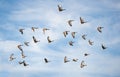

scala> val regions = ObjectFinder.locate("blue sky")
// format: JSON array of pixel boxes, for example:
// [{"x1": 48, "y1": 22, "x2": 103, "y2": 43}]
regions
[{"x1": 0, "y1": 0, "x2": 120, "y2": 77}]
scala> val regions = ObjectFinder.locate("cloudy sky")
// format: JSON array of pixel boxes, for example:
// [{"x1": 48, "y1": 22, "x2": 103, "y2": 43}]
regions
[{"x1": 0, "y1": 0, "x2": 120, "y2": 77}]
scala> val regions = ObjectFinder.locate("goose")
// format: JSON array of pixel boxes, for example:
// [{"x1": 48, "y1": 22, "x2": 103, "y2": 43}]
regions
[
  {"x1": 80, "y1": 60, "x2": 87, "y2": 68},
  {"x1": 32, "y1": 36, "x2": 40, "y2": 43},
  {"x1": 82, "y1": 34, "x2": 87, "y2": 40},
  {"x1": 43, "y1": 28, "x2": 49, "y2": 34},
  {"x1": 31, "y1": 27, "x2": 38, "y2": 32},
  {"x1": 88, "y1": 40, "x2": 94, "y2": 45},
  {"x1": 9, "y1": 53, "x2": 16, "y2": 61},
  {"x1": 97, "y1": 26, "x2": 104, "y2": 33},
  {"x1": 63, "y1": 31, "x2": 70, "y2": 37},
  {"x1": 80, "y1": 17, "x2": 87, "y2": 24},
  {"x1": 72, "y1": 58, "x2": 78, "y2": 62},
  {"x1": 101, "y1": 44, "x2": 107, "y2": 50},
  {"x1": 47, "y1": 36, "x2": 54, "y2": 43},
  {"x1": 68, "y1": 20, "x2": 74, "y2": 27},
  {"x1": 24, "y1": 42, "x2": 29, "y2": 46},
  {"x1": 58, "y1": 5, "x2": 65, "y2": 12},
  {"x1": 44, "y1": 58, "x2": 50, "y2": 63},
  {"x1": 69, "y1": 41, "x2": 74, "y2": 46},
  {"x1": 19, "y1": 29, "x2": 24, "y2": 34},
  {"x1": 17, "y1": 44, "x2": 23, "y2": 52},
  {"x1": 64, "y1": 56, "x2": 70, "y2": 63},
  {"x1": 71, "y1": 32, "x2": 77, "y2": 38}
]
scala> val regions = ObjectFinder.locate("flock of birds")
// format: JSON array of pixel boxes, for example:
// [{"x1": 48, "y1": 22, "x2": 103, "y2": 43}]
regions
[{"x1": 9, "y1": 4, "x2": 107, "y2": 68}]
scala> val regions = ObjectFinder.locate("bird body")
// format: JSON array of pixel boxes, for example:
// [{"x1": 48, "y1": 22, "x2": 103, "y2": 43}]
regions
[
  {"x1": 69, "y1": 41, "x2": 74, "y2": 46},
  {"x1": 31, "y1": 27, "x2": 38, "y2": 32},
  {"x1": 80, "y1": 17, "x2": 87, "y2": 24},
  {"x1": 64, "y1": 56, "x2": 70, "y2": 63},
  {"x1": 24, "y1": 42, "x2": 29, "y2": 46},
  {"x1": 68, "y1": 20, "x2": 74, "y2": 26},
  {"x1": 80, "y1": 60, "x2": 87, "y2": 68},
  {"x1": 73, "y1": 58, "x2": 78, "y2": 62},
  {"x1": 47, "y1": 36, "x2": 54, "y2": 43},
  {"x1": 58, "y1": 5, "x2": 65, "y2": 12},
  {"x1": 71, "y1": 32, "x2": 77, "y2": 38},
  {"x1": 19, "y1": 29, "x2": 24, "y2": 34},
  {"x1": 82, "y1": 34, "x2": 87, "y2": 40},
  {"x1": 17, "y1": 45, "x2": 23, "y2": 52},
  {"x1": 84, "y1": 53, "x2": 90, "y2": 56},
  {"x1": 44, "y1": 58, "x2": 50, "y2": 63},
  {"x1": 97, "y1": 26, "x2": 104, "y2": 33},
  {"x1": 101, "y1": 44, "x2": 107, "y2": 50},
  {"x1": 9, "y1": 53, "x2": 16, "y2": 61},
  {"x1": 32, "y1": 36, "x2": 40, "y2": 43},
  {"x1": 63, "y1": 31, "x2": 70, "y2": 37},
  {"x1": 88, "y1": 40, "x2": 94, "y2": 45},
  {"x1": 43, "y1": 28, "x2": 49, "y2": 34}
]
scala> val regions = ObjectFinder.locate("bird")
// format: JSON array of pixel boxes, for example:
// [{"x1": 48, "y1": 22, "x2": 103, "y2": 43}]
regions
[
  {"x1": 72, "y1": 58, "x2": 78, "y2": 62},
  {"x1": 80, "y1": 17, "x2": 87, "y2": 24},
  {"x1": 68, "y1": 20, "x2": 74, "y2": 27},
  {"x1": 23, "y1": 60, "x2": 29, "y2": 66},
  {"x1": 31, "y1": 27, "x2": 38, "y2": 32},
  {"x1": 9, "y1": 53, "x2": 16, "y2": 61},
  {"x1": 21, "y1": 52, "x2": 27, "y2": 58},
  {"x1": 64, "y1": 56, "x2": 70, "y2": 63},
  {"x1": 44, "y1": 58, "x2": 50, "y2": 63},
  {"x1": 24, "y1": 42, "x2": 29, "y2": 46},
  {"x1": 71, "y1": 32, "x2": 77, "y2": 38},
  {"x1": 43, "y1": 28, "x2": 49, "y2": 34},
  {"x1": 101, "y1": 44, "x2": 107, "y2": 50},
  {"x1": 97, "y1": 26, "x2": 104, "y2": 33},
  {"x1": 69, "y1": 41, "x2": 74, "y2": 46},
  {"x1": 57, "y1": 4, "x2": 65, "y2": 12},
  {"x1": 80, "y1": 60, "x2": 87, "y2": 68},
  {"x1": 47, "y1": 36, "x2": 54, "y2": 43},
  {"x1": 19, "y1": 29, "x2": 24, "y2": 34},
  {"x1": 82, "y1": 34, "x2": 87, "y2": 40},
  {"x1": 63, "y1": 31, "x2": 70, "y2": 37},
  {"x1": 17, "y1": 44, "x2": 23, "y2": 52},
  {"x1": 84, "y1": 53, "x2": 90, "y2": 56},
  {"x1": 88, "y1": 40, "x2": 94, "y2": 45},
  {"x1": 32, "y1": 36, "x2": 40, "y2": 43},
  {"x1": 19, "y1": 61, "x2": 24, "y2": 64}
]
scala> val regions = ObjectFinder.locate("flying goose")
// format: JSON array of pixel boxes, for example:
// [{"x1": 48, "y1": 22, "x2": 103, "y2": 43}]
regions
[
  {"x1": 19, "y1": 60, "x2": 29, "y2": 66},
  {"x1": 21, "y1": 52, "x2": 27, "y2": 58},
  {"x1": 101, "y1": 44, "x2": 107, "y2": 50},
  {"x1": 84, "y1": 53, "x2": 90, "y2": 56},
  {"x1": 82, "y1": 34, "x2": 87, "y2": 40},
  {"x1": 69, "y1": 41, "x2": 74, "y2": 46},
  {"x1": 97, "y1": 26, "x2": 104, "y2": 33},
  {"x1": 32, "y1": 36, "x2": 40, "y2": 43},
  {"x1": 19, "y1": 29, "x2": 24, "y2": 34},
  {"x1": 58, "y1": 5, "x2": 65, "y2": 12},
  {"x1": 24, "y1": 42, "x2": 29, "y2": 46},
  {"x1": 64, "y1": 56, "x2": 70, "y2": 63},
  {"x1": 47, "y1": 36, "x2": 54, "y2": 43},
  {"x1": 71, "y1": 32, "x2": 77, "y2": 38},
  {"x1": 44, "y1": 58, "x2": 50, "y2": 63},
  {"x1": 72, "y1": 58, "x2": 78, "y2": 62},
  {"x1": 68, "y1": 20, "x2": 74, "y2": 27},
  {"x1": 63, "y1": 31, "x2": 70, "y2": 37},
  {"x1": 80, "y1": 17, "x2": 87, "y2": 24},
  {"x1": 43, "y1": 28, "x2": 49, "y2": 34},
  {"x1": 9, "y1": 53, "x2": 16, "y2": 61},
  {"x1": 80, "y1": 60, "x2": 87, "y2": 68},
  {"x1": 17, "y1": 44, "x2": 23, "y2": 52},
  {"x1": 88, "y1": 40, "x2": 94, "y2": 45},
  {"x1": 31, "y1": 27, "x2": 38, "y2": 32}
]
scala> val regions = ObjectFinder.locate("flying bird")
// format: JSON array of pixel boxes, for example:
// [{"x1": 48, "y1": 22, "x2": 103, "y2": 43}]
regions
[
  {"x1": 19, "y1": 29, "x2": 24, "y2": 34},
  {"x1": 17, "y1": 44, "x2": 23, "y2": 52},
  {"x1": 24, "y1": 42, "x2": 29, "y2": 46},
  {"x1": 44, "y1": 58, "x2": 50, "y2": 63},
  {"x1": 80, "y1": 17, "x2": 87, "y2": 24},
  {"x1": 97, "y1": 26, "x2": 104, "y2": 33},
  {"x1": 101, "y1": 44, "x2": 107, "y2": 50},
  {"x1": 68, "y1": 20, "x2": 74, "y2": 27},
  {"x1": 64, "y1": 56, "x2": 70, "y2": 63},
  {"x1": 21, "y1": 52, "x2": 27, "y2": 58},
  {"x1": 88, "y1": 40, "x2": 94, "y2": 45},
  {"x1": 9, "y1": 53, "x2": 16, "y2": 61},
  {"x1": 19, "y1": 60, "x2": 29, "y2": 66},
  {"x1": 58, "y1": 4, "x2": 65, "y2": 12},
  {"x1": 84, "y1": 53, "x2": 90, "y2": 56},
  {"x1": 47, "y1": 36, "x2": 54, "y2": 43},
  {"x1": 63, "y1": 31, "x2": 70, "y2": 37},
  {"x1": 31, "y1": 27, "x2": 38, "y2": 32},
  {"x1": 43, "y1": 28, "x2": 49, "y2": 34},
  {"x1": 32, "y1": 36, "x2": 40, "y2": 43},
  {"x1": 69, "y1": 41, "x2": 74, "y2": 46},
  {"x1": 72, "y1": 58, "x2": 78, "y2": 62},
  {"x1": 82, "y1": 34, "x2": 87, "y2": 40},
  {"x1": 80, "y1": 60, "x2": 87, "y2": 68},
  {"x1": 71, "y1": 32, "x2": 77, "y2": 38}
]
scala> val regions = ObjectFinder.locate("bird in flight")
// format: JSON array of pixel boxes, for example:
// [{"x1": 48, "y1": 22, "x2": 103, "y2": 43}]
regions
[
  {"x1": 44, "y1": 58, "x2": 50, "y2": 63},
  {"x1": 31, "y1": 27, "x2": 38, "y2": 32},
  {"x1": 68, "y1": 20, "x2": 74, "y2": 27},
  {"x1": 71, "y1": 32, "x2": 77, "y2": 38},
  {"x1": 17, "y1": 44, "x2": 23, "y2": 52},
  {"x1": 57, "y1": 4, "x2": 65, "y2": 12},
  {"x1": 69, "y1": 41, "x2": 74, "y2": 46},
  {"x1": 101, "y1": 44, "x2": 107, "y2": 50},
  {"x1": 9, "y1": 53, "x2": 16, "y2": 61},
  {"x1": 97, "y1": 26, "x2": 104, "y2": 33},
  {"x1": 19, "y1": 29, "x2": 24, "y2": 34},
  {"x1": 19, "y1": 60, "x2": 29, "y2": 66},
  {"x1": 24, "y1": 42, "x2": 29, "y2": 46},
  {"x1": 47, "y1": 36, "x2": 54, "y2": 43},
  {"x1": 82, "y1": 34, "x2": 87, "y2": 40},
  {"x1": 32, "y1": 36, "x2": 40, "y2": 43},
  {"x1": 64, "y1": 56, "x2": 70, "y2": 63},
  {"x1": 80, "y1": 60, "x2": 87, "y2": 68},
  {"x1": 63, "y1": 31, "x2": 70, "y2": 37},
  {"x1": 80, "y1": 17, "x2": 87, "y2": 24},
  {"x1": 88, "y1": 40, "x2": 94, "y2": 45},
  {"x1": 84, "y1": 53, "x2": 90, "y2": 56},
  {"x1": 21, "y1": 52, "x2": 27, "y2": 58},
  {"x1": 72, "y1": 58, "x2": 78, "y2": 62},
  {"x1": 43, "y1": 28, "x2": 49, "y2": 34}
]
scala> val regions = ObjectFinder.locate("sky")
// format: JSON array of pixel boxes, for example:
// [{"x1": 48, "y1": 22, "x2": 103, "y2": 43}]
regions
[{"x1": 0, "y1": 0, "x2": 120, "y2": 77}]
